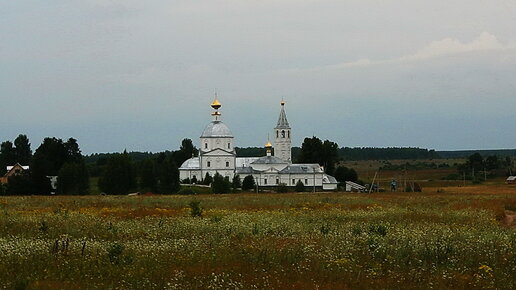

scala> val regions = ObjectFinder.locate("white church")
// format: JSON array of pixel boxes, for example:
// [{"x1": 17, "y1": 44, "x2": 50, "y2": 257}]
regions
[{"x1": 179, "y1": 98, "x2": 338, "y2": 191}]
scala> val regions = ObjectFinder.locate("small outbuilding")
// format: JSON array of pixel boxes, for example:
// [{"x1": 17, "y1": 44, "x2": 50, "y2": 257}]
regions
[
  {"x1": 506, "y1": 176, "x2": 516, "y2": 184},
  {"x1": 0, "y1": 163, "x2": 30, "y2": 184},
  {"x1": 345, "y1": 181, "x2": 366, "y2": 192}
]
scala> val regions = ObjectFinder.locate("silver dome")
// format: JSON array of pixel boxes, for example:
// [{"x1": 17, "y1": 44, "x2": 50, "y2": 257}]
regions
[{"x1": 201, "y1": 121, "x2": 233, "y2": 138}]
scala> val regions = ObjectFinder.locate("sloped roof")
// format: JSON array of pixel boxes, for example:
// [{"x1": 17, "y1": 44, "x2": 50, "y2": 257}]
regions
[
  {"x1": 236, "y1": 157, "x2": 259, "y2": 168},
  {"x1": 275, "y1": 104, "x2": 290, "y2": 129},
  {"x1": 179, "y1": 157, "x2": 200, "y2": 169},
  {"x1": 507, "y1": 176, "x2": 516, "y2": 181},
  {"x1": 279, "y1": 164, "x2": 323, "y2": 174},
  {"x1": 251, "y1": 156, "x2": 288, "y2": 165},
  {"x1": 323, "y1": 174, "x2": 338, "y2": 184},
  {"x1": 6, "y1": 164, "x2": 29, "y2": 171}
]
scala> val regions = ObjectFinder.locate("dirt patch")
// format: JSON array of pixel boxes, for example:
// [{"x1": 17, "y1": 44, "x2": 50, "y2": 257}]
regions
[{"x1": 502, "y1": 210, "x2": 516, "y2": 228}]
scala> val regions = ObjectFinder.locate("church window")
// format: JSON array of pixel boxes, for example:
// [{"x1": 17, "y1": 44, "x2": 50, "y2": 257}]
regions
[
  {"x1": 228, "y1": 143, "x2": 231, "y2": 149},
  {"x1": 305, "y1": 179, "x2": 308, "y2": 185},
  {"x1": 276, "y1": 178, "x2": 279, "y2": 184},
  {"x1": 264, "y1": 178, "x2": 267, "y2": 185},
  {"x1": 207, "y1": 161, "x2": 211, "y2": 167},
  {"x1": 292, "y1": 179, "x2": 295, "y2": 184},
  {"x1": 288, "y1": 131, "x2": 290, "y2": 138},
  {"x1": 226, "y1": 161, "x2": 229, "y2": 167},
  {"x1": 276, "y1": 131, "x2": 279, "y2": 138},
  {"x1": 205, "y1": 143, "x2": 208, "y2": 149},
  {"x1": 281, "y1": 130, "x2": 285, "y2": 138}
]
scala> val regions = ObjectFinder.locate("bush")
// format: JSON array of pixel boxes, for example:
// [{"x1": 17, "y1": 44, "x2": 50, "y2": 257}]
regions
[
  {"x1": 211, "y1": 173, "x2": 231, "y2": 194},
  {"x1": 189, "y1": 200, "x2": 203, "y2": 217},
  {"x1": 295, "y1": 180, "x2": 305, "y2": 192},
  {"x1": 368, "y1": 224, "x2": 387, "y2": 237},
  {"x1": 107, "y1": 243, "x2": 133, "y2": 265},
  {"x1": 178, "y1": 188, "x2": 196, "y2": 195},
  {"x1": 203, "y1": 173, "x2": 213, "y2": 185},
  {"x1": 232, "y1": 175, "x2": 241, "y2": 189},
  {"x1": 242, "y1": 175, "x2": 256, "y2": 191},
  {"x1": 276, "y1": 183, "x2": 288, "y2": 193},
  {"x1": 405, "y1": 182, "x2": 422, "y2": 192}
]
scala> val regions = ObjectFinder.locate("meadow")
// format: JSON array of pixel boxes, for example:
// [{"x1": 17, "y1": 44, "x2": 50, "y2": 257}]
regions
[{"x1": 0, "y1": 185, "x2": 515, "y2": 289}]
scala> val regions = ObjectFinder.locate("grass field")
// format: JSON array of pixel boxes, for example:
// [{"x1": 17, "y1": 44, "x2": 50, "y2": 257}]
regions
[{"x1": 0, "y1": 185, "x2": 515, "y2": 289}]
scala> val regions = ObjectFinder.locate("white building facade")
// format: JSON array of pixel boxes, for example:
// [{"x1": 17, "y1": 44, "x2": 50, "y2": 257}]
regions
[{"x1": 179, "y1": 99, "x2": 338, "y2": 191}]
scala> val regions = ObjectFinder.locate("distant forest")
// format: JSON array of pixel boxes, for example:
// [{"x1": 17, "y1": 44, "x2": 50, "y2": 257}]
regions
[{"x1": 85, "y1": 147, "x2": 516, "y2": 165}]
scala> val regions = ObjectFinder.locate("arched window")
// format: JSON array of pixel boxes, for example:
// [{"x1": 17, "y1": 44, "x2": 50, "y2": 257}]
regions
[
  {"x1": 281, "y1": 130, "x2": 285, "y2": 138},
  {"x1": 228, "y1": 143, "x2": 231, "y2": 149},
  {"x1": 226, "y1": 161, "x2": 230, "y2": 167},
  {"x1": 205, "y1": 143, "x2": 208, "y2": 149},
  {"x1": 276, "y1": 131, "x2": 279, "y2": 138},
  {"x1": 207, "y1": 161, "x2": 211, "y2": 167},
  {"x1": 288, "y1": 131, "x2": 290, "y2": 138}
]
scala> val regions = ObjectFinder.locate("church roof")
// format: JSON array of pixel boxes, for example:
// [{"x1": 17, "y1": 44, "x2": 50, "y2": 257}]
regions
[
  {"x1": 251, "y1": 156, "x2": 288, "y2": 165},
  {"x1": 179, "y1": 157, "x2": 200, "y2": 169},
  {"x1": 279, "y1": 164, "x2": 323, "y2": 174},
  {"x1": 201, "y1": 121, "x2": 233, "y2": 138},
  {"x1": 275, "y1": 103, "x2": 290, "y2": 129}
]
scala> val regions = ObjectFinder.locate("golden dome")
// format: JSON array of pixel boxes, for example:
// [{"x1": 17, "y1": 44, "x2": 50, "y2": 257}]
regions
[
  {"x1": 280, "y1": 100, "x2": 285, "y2": 106},
  {"x1": 265, "y1": 141, "x2": 273, "y2": 148},
  {"x1": 211, "y1": 98, "x2": 221, "y2": 110}
]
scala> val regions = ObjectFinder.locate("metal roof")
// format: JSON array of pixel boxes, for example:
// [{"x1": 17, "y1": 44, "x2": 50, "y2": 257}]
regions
[
  {"x1": 279, "y1": 164, "x2": 323, "y2": 174},
  {"x1": 179, "y1": 157, "x2": 200, "y2": 169},
  {"x1": 275, "y1": 104, "x2": 290, "y2": 129},
  {"x1": 251, "y1": 156, "x2": 288, "y2": 165},
  {"x1": 201, "y1": 121, "x2": 233, "y2": 138},
  {"x1": 323, "y1": 174, "x2": 338, "y2": 184},
  {"x1": 236, "y1": 157, "x2": 259, "y2": 168}
]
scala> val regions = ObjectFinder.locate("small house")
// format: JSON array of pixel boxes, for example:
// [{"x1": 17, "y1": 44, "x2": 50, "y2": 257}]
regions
[
  {"x1": 0, "y1": 163, "x2": 29, "y2": 184},
  {"x1": 506, "y1": 176, "x2": 516, "y2": 184}
]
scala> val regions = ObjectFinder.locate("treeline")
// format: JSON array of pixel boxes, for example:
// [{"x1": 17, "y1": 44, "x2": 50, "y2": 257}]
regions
[
  {"x1": 445, "y1": 153, "x2": 515, "y2": 182},
  {"x1": 0, "y1": 135, "x2": 199, "y2": 196},
  {"x1": 0, "y1": 135, "x2": 89, "y2": 195},
  {"x1": 238, "y1": 146, "x2": 441, "y2": 161},
  {"x1": 438, "y1": 149, "x2": 516, "y2": 159},
  {"x1": 338, "y1": 147, "x2": 440, "y2": 161}
]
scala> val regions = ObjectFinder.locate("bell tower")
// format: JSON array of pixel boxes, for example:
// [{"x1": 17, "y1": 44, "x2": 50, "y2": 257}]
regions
[{"x1": 274, "y1": 100, "x2": 292, "y2": 163}]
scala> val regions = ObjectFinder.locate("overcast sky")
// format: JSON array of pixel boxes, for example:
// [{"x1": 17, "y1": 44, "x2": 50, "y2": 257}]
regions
[{"x1": 1, "y1": 1, "x2": 515, "y2": 154}]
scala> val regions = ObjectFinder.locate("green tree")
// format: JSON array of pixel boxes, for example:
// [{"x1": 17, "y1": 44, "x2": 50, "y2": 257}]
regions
[
  {"x1": 156, "y1": 156, "x2": 180, "y2": 194},
  {"x1": 203, "y1": 172, "x2": 213, "y2": 185},
  {"x1": 98, "y1": 152, "x2": 136, "y2": 195},
  {"x1": 139, "y1": 159, "x2": 157, "y2": 192},
  {"x1": 0, "y1": 141, "x2": 16, "y2": 176},
  {"x1": 174, "y1": 139, "x2": 198, "y2": 166},
  {"x1": 14, "y1": 134, "x2": 32, "y2": 165},
  {"x1": 334, "y1": 166, "x2": 358, "y2": 183},
  {"x1": 57, "y1": 161, "x2": 89, "y2": 195},
  {"x1": 232, "y1": 175, "x2": 241, "y2": 190},
  {"x1": 6, "y1": 174, "x2": 33, "y2": 195},
  {"x1": 295, "y1": 180, "x2": 305, "y2": 192},
  {"x1": 211, "y1": 173, "x2": 231, "y2": 194},
  {"x1": 298, "y1": 136, "x2": 339, "y2": 174},
  {"x1": 242, "y1": 175, "x2": 255, "y2": 191}
]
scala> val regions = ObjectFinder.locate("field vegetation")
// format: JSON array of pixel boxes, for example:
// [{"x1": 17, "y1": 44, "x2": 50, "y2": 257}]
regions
[{"x1": 0, "y1": 185, "x2": 514, "y2": 289}]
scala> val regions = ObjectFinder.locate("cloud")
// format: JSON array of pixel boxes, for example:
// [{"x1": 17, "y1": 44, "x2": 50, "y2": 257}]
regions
[{"x1": 282, "y1": 32, "x2": 516, "y2": 73}]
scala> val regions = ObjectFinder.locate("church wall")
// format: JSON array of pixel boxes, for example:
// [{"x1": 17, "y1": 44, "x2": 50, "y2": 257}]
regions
[{"x1": 200, "y1": 137, "x2": 233, "y2": 152}]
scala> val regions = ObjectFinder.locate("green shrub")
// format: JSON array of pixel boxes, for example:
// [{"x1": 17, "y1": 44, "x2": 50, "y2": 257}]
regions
[
  {"x1": 107, "y1": 243, "x2": 133, "y2": 265},
  {"x1": 368, "y1": 224, "x2": 387, "y2": 237},
  {"x1": 178, "y1": 188, "x2": 196, "y2": 195},
  {"x1": 295, "y1": 180, "x2": 305, "y2": 192},
  {"x1": 189, "y1": 200, "x2": 203, "y2": 217},
  {"x1": 276, "y1": 183, "x2": 288, "y2": 193}
]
